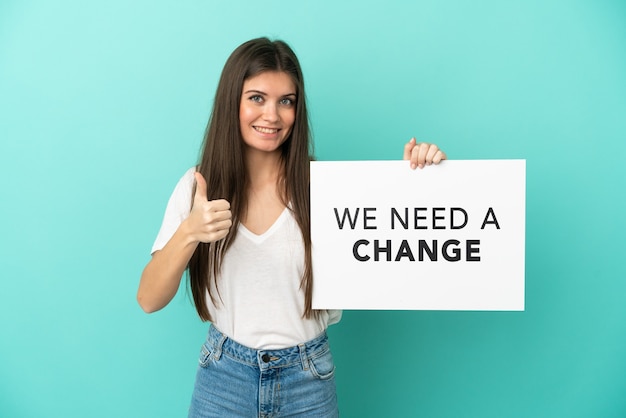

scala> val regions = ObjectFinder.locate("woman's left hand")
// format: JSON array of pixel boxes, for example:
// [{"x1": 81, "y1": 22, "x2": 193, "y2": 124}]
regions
[{"x1": 403, "y1": 138, "x2": 447, "y2": 170}]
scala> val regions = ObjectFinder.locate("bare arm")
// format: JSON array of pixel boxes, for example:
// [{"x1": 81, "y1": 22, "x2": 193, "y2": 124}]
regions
[
  {"x1": 136, "y1": 172, "x2": 232, "y2": 313},
  {"x1": 137, "y1": 219, "x2": 199, "y2": 313}
]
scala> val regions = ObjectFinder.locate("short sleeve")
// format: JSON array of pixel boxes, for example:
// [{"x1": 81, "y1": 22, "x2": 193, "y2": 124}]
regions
[
  {"x1": 150, "y1": 167, "x2": 196, "y2": 254},
  {"x1": 327, "y1": 310, "x2": 342, "y2": 326}
]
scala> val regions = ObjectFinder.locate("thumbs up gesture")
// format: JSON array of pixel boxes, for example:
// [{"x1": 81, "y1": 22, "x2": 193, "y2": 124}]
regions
[{"x1": 187, "y1": 172, "x2": 232, "y2": 243}]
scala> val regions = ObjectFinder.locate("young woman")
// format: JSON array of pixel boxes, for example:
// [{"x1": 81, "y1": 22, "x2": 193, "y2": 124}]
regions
[{"x1": 137, "y1": 37, "x2": 446, "y2": 417}]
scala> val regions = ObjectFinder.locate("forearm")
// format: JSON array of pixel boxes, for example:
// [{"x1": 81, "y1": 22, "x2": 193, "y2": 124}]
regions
[{"x1": 137, "y1": 220, "x2": 199, "y2": 313}]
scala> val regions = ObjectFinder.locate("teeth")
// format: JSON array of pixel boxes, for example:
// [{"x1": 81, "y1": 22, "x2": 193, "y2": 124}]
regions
[{"x1": 255, "y1": 126, "x2": 278, "y2": 134}]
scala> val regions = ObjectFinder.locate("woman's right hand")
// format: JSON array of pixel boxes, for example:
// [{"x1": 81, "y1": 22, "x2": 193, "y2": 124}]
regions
[
  {"x1": 187, "y1": 172, "x2": 232, "y2": 243},
  {"x1": 137, "y1": 172, "x2": 232, "y2": 313}
]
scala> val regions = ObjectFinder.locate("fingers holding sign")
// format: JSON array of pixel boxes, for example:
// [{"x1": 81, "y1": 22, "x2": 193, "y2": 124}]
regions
[
  {"x1": 403, "y1": 138, "x2": 447, "y2": 170},
  {"x1": 188, "y1": 172, "x2": 232, "y2": 243}
]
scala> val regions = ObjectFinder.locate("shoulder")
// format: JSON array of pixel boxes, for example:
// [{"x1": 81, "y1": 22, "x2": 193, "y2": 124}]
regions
[
  {"x1": 179, "y1": 166, "x2": 197, "y2": 185},
  {"x1": 150, "y1": 166, "x2": 197, "y2": 254},
  {"x1": 163, "y1": 167, "x2": 196, "y2": 211},
  {"x1": 171, "y1": 167, "x2": 196, "y2": 194}
]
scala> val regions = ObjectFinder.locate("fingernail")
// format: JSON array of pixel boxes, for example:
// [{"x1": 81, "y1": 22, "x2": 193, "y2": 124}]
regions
[{"x1": 411, "y1": 163, "x2": 417, "y2": 170}]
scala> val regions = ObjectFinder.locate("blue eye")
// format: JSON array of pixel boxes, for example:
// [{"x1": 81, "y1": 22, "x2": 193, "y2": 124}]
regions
[
  {"x1": 248, "y1": 94, "x2": 263, "y2": 103},
  {"x1": 280, "y1": 98, "x2": 294, "y2": 106}
]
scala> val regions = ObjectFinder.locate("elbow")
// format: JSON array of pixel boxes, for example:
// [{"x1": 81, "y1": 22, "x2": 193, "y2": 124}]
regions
[
  {"x1": 136, "y1": 293, "x2": 161, "y2": 314},
  {"x1": 137, "y1": 267, "x2": 164, "y2": 314}
]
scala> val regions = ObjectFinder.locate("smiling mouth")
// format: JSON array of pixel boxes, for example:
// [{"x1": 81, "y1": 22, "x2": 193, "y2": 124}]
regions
[{"x1": 254, "y1": 126, "x2": 279, "y2": 134}]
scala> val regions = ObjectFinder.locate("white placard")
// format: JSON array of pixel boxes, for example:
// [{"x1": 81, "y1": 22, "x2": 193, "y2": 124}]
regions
[{"x1": 311, "y1": 160, "x2": 525, "y2": 310}]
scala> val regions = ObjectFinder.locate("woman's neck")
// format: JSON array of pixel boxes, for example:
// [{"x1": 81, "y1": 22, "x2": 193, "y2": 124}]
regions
[
  {"x1": 245, "y1": 148, "x2": 283, "y2": 189},
  {"x1": 241, "y1": 148, "x2": 287, "y2": 233}
]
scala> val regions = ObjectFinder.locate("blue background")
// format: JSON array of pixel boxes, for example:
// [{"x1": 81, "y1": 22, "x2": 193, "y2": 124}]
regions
[{"x1": 1, "y1": 0, "x2": 625, "y2": 416}]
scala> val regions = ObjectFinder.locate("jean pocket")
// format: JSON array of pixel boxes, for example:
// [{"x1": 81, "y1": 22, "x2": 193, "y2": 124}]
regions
[
  {"x1": 309, "y1": 348, "x2": 336, "y2": 380},
  {"x1": 198, "y1": 343, "x2": 214, "y2": 368}
]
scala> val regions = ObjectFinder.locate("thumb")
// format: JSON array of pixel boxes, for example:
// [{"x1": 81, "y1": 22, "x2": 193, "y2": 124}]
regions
[
  {"x1": 403, "y1": 137, "x2": 416, "y2": 160},
  {"x1": 193, "y1": 172, "x2": 208, "y2": 201}
]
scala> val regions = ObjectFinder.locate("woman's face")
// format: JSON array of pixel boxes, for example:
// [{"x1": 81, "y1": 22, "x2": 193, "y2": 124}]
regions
[{"x1": 239, "y1": 71, "x2": 296, "y2": 154}]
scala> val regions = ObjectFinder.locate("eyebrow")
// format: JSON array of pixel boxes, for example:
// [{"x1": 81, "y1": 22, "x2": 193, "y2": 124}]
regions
[{"x1": 243, "y1": 89, "x2": 296, "y2": 97}]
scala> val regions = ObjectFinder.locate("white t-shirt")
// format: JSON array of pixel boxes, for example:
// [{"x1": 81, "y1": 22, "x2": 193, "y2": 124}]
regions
[{"x1": 151, "y1": 168, "x2": 341, "y2": 349}]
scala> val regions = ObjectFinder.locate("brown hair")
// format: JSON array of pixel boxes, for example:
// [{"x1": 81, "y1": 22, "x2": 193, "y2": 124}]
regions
[{"x1": 188, "y1": 37, "x2": 315, "y2": 321}]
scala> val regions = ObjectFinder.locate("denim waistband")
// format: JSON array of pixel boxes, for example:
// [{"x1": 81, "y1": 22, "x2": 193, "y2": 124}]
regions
[{"x1": 205, "y1": 326, "x2": 329, "y2": 370}]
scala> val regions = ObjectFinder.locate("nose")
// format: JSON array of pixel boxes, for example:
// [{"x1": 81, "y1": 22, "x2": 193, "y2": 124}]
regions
[{"x1": 262, "y1": 103, "x2": 279, "y2": 122}]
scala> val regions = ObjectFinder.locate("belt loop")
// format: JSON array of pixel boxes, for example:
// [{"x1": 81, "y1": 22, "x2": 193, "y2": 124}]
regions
[
  {"x1": 298, "y1": 343, "x2": 309, "y2": 371},
  {"x1": 213, "y1": 331, "x2": 227, "y2": 361}
]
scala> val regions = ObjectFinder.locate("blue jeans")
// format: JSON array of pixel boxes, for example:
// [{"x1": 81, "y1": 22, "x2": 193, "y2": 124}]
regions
[{"x1": 189, "y1": 326, "x2": 339, "y2": 417}]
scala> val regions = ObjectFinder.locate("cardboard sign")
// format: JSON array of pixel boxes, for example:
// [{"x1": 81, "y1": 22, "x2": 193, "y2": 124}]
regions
[{"x1": 310, "y1": 160, "x2": 525, "y2": 310}]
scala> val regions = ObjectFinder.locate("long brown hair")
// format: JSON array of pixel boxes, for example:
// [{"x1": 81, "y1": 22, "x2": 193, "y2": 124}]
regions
[{"x1": 188, "y1": 37, "x2": 315, "y2": 321}]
